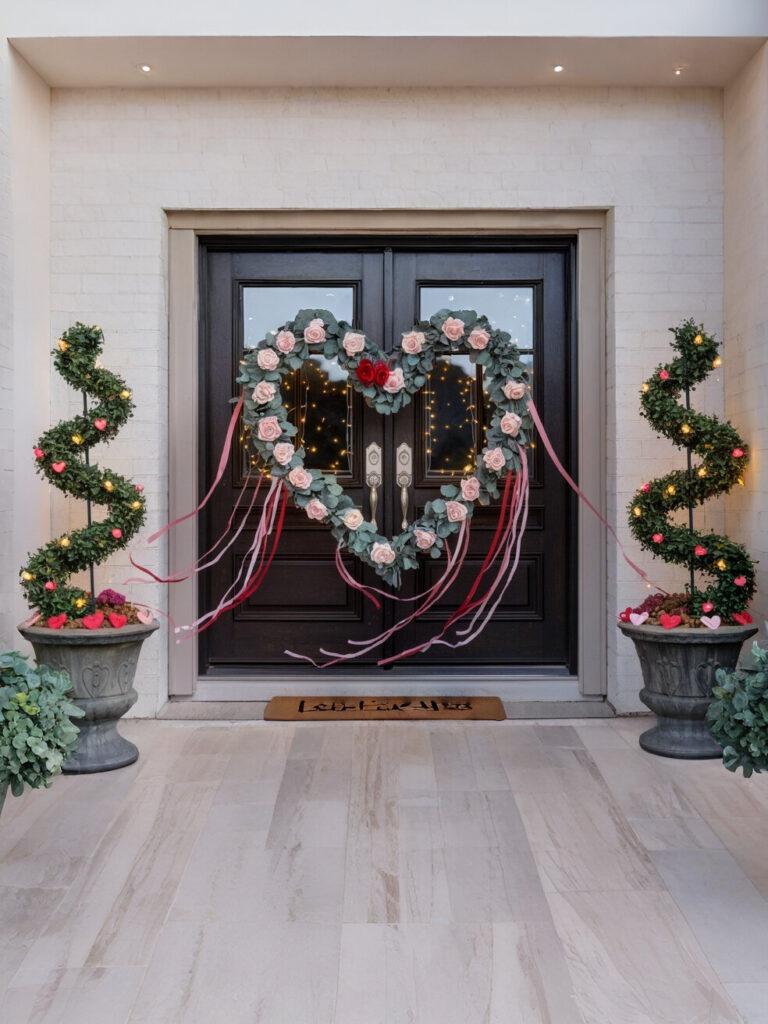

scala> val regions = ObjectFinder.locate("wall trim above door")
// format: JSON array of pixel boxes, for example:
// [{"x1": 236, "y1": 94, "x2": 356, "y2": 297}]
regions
[{"x1": 167, "y1": 209, "x2": 606, "y2": 701}]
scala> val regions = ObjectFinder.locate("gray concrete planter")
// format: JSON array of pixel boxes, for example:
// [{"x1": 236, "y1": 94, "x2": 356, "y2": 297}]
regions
[
  {"x1": 0, "y1": 781, "x2": 7, "y2": 819},
  {"x1": 618, "y1": 621, "x2": 758, "y2": 759},
  {"x1": 18, "y1": 621, "x2": 158, "y2": 774}
]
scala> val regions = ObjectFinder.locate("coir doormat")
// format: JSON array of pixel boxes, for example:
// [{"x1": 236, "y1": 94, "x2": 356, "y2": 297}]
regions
[{"x1": 264, "y1": 696, "x2": 506, "y2": 721}]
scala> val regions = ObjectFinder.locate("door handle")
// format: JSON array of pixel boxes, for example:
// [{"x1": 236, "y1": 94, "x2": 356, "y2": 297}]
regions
[
  {"x1": 396, "y1": 442, "x2": 413, "y2": 530},
  {"x1": 365, "y1": 442, "x2": 382, "y2": 529}
]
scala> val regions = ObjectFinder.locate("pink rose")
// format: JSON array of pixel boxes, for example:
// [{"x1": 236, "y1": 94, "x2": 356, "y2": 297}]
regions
[
  {"x1": 257, "y1": 416, "x2": 282, "y2": 442},
  {"x1": 500, "y1": 412, "x2": 523, "y2": 437},
  {"x1": 252, "y1": 381, "x2": 276, "y2": 404},
  {"x1": 370, "y1": 541, "x2": 396, "y2": 565},
  {"x1": 460, "y1": 477, "x2": 480, "y2": 501},
  {"x1": 446, "y1": 500, "x2": 468, "y2": 522},
  {"x1": 502, "y1": 379, "x2": 526, "y2": 401},
  {"x1": 468, "y1": 328, "x2": 490, "y2": 350},
  {"x1": 288, "y1": 466, "x2": 313, "y2": 490},
  {"x1": 442, "y1": 317, "x2": 465, "y2": 342},
  {"x1": 483, "y1": 447, "x2": 506, "y2": 473},
  {"x1": 257, "y1": 348, "x2": 280, "y2": 371},
  {"x1": 342, "y1": 332, "x2": 366, "y2": 356},
  {"x1": 275, "y1": 330, "x2": 296, "y2": 354},
  {"x1": 383, "y1": 367, "x2": 405, "y2": 394},
  {"x1": 304, "y1": 318, "x2": 326, "y2": 344},
  {"x1": 273, "y1": 442, "x2": 295, "y2": 466},
  {"x1": 413, "y1": 528, "x2": 436, "y2": 550},
  {"x1": 401, "y1": 331, "x2": 425, "y2": 355},
  {"x1": 342, "y1": 508, "x2": 364, "y2": 530},
  {"x1": 305, "y1": 498, "x2": 328, "y2": 521}
]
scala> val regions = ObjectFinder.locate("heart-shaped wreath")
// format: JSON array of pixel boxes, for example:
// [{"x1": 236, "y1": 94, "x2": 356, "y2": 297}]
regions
[{"x1": 238, "y1": 308, "x2": 532, "y2": 588}]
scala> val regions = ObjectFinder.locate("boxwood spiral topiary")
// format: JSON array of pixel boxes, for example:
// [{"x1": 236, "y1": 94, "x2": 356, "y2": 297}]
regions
[
  {"x1": 19, "y1": 324, "x2": 146, "y2": 621},
  {"x1": 627, "y1": 318, "x2": 756, "y2": 619}
]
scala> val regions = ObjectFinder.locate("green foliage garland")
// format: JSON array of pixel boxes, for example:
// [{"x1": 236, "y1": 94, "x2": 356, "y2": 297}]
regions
[
  {"x1": 707, "y1": 643, "x2": 768, "y2": 776},
  {"x1": 20, "y1": 324, "x2": 147, "y2": 620},
  {"x1": 627, "y1": 318, "x2": 756, "y2": 618},
  {"x1": 238, "y1": 308, "x2": 531, "y2": 588},
  {"x1": 0, "y1": 651, "x2": 84, "y2": 796}
]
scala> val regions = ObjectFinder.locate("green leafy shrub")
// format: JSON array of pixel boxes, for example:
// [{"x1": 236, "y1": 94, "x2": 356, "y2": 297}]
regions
[
  {"x1": 707, "y1": 642, "x2": 768, "y2": 776},
  {"x1": 0, "y1": 651, "x2": 84, "y2": 797}
]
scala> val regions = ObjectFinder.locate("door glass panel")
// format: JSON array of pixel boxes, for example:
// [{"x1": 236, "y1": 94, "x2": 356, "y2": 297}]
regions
[
  {"x1": 419, "y1": 286, "x2": 533, "y2": 476},
  {"x1": 243, "y1": 286, "x2": 355, "y2": 476}
]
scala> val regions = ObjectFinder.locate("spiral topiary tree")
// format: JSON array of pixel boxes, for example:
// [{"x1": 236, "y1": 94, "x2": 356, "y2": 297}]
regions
[
  {"x1": 627, "y1": 318, "x2": 756, "y2": 620},
  {"x1": 20, "y1": 323, "x2": 147, "y2": 623}
]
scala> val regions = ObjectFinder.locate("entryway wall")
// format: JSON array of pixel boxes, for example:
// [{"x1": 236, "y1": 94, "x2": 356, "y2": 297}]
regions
[{"x1": 40, "y1": 84, "x2": 727, "y2": 714}]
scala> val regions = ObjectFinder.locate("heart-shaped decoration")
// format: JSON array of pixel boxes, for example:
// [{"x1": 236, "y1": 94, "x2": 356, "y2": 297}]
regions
[
  {"x1": 700, "y1": 615, "x2": 721, "y2": 630},
  {"x1": 702, "y1": 602, "x2": 714, "y2": 613},
  {"x1": 240, "y1": 308, "x2": 530, "y2": 588},
  {"x1": 694, "y1": 546, "x2": 708, "y2": 557},
  {"x1": 618, "y1": 607, "x2": 633, "y2": 623},
  {"x1": 93, "y1": 418, "x2": 107, "y2": 431},
  {"x1": 34, "y1": 447, "x2": 44, "y2": 459},
  {"x1": 47, "y1": 613, "x2": 67, "y2": 629},
  {"x1": 82, "y1": 611, "x2": 104, "y2": 630},
  {"x1": 734, "y1": 576, "x2": 747, "y2": 587},
  {"x1": 733, "y1": 612, "x2": 753, "y2": 625},
  {"x1": 52, "y1": 461, "x2": 66, "y2": 474},
  {"x1": 108, "y1": 612, "x2": 127, "y2": 629},
  {"x1": 136, "y1": 608, "x2": 154, "y2": 625},
  {"x1": 629, "y1": 612, "x2": 649, "y2": 626},
  {"x1": 660, "y1": 613, "x2": 682, "y2": 629}
]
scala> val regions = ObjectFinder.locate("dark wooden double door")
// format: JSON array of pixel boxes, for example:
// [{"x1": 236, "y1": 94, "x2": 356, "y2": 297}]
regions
[{"x1": 200, "y1": 238, "x2": 576, "y2": 676}]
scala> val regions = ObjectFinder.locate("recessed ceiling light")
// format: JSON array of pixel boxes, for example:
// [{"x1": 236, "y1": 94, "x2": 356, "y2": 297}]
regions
[
  {"x1": 138, "y1": 64, "x2": 152, "y2": 73},
  {"x1": 553, "y1": 65, "x2": 564, "y2": 73}
]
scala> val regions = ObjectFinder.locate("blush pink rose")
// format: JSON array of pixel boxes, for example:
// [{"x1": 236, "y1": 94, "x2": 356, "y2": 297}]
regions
[
  {"x1": 257, "y1": 416, "x2": 282, "y2": 442},
  {"x1": 342, "y1": 508, "x2": 364, "y2": 530},
  {"x1": 468, "y1": 327, "x2": 490, "y2": 350},
  {"x1": 401, "y1": 331, "x2": 425, "y2": 355},
  {"x1": 370, "y1": 541, "x2": 396, "y2": 565},
  {"x1": 483, "y1": 447, "x2": 506, "y2": 473},
  {"x1": 273, "y1": 442, "x2": 295, "y2": 465},
  {"x1": 304, "y1": 319, "x2": 326, "y2": 344},
  {"x1": 460, "y1": 477, "x2": 481, "y2": 501},
  {"x1": 342, "y1": 332, "x2": 366, "y2": 356},
  {"x1": 257, "y1": 348, "x2": 280, "y2": 371},
  {"x1": 442, "y1": 317, "x2": 465, "y2": 342},
  {"x1": 500, "y1": 412, "x2": 523, "y2": 437},
  {"x1": 413, "y1": 528, "x2": 436, "y2": 550},
  {"x1": 305, "y1": 498, "x2": 328, "y2": 521},
  {"x1": 382, "y1": 367, "x2": 405, "y2": 394},
  {"x1": 275, "y1": 330, "x2": 296, "y2": 354},
  {"x1": 502, "y1": 379, "x2": 526, "y2": 401},
  {"x1": 446, "y1": 500, "x2": 468, "y2": 522},
  {"x1": 252, "y1": 381, "x2": 276, "y2": 404},
  {"x1": 288, "y1": 466, "x2": 313, "y2": 490}
]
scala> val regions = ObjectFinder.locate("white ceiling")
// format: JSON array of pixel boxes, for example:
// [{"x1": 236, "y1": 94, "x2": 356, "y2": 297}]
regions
[{"x1": 11, "y1": 35, "x2": 766, "y2": 89}]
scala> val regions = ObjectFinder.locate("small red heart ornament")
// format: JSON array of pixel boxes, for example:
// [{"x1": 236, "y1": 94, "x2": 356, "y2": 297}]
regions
[
  {"x1": 135, "y1": 484, "x2": 144, "y2": 492},
  {"x1": 108, "y1": 612, "x2": 127, "y2": 629},
  {"x1": 701, "y1": 602, "x2": 714, "y2": 613},
  {"x1": 660, "y1": 613, "x2": 682, "y2": 629},
  {"x1": 82, "y1": 611, "x2": 104, "y2": 630},
  {"x1": 733, "y1": 612, "x2": 753, "y2": 625},
  {"x1": 659, "y1": 369, "x2": 670, "y2": 380},
  {"x1": 618, "y1": 607, "x2": 632, "y2": 623},
  {"x1": 694, "y1": 546, "x2": 708, "y2": 557},
  {"x1": 652, "y1": 533, "x2": 663, "y2": 543},
  {"x1": 44, "y1": 581, "x2": 57, "y2": 591},
  {"x1": 111, "y1": 528, "x2": 123, "y2": 539},
  {"x1": 47, "y1": 613, "x2": 67, "y2": 629},
  {"x1": 734, "y1": 576, "x2": 747, "y2": 587},
  {"x1": 93, "y1": 418, "x2": 107, "y2": 431},
  {"x1": 52, "y1": 462, "x2": 66, "y2": 474},
  {"x1": 732, "y1": 448, "x2": 744, "y2": 458},
  {"x1": 136, "y1": 609, "x2": 154, "y2": 625},
  {"x1": 700, "y1": 615, "x2": 721, "y2": 630},
  {"x1": 34, "y1": 447, "x2": 44, "y2": 459}
]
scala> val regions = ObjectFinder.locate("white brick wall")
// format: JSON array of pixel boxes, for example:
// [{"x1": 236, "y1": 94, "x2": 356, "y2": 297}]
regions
[
  {"x1": 724, "y1": 43, "x2": 768, "y2": 640},
  {"x1": 48, "y1": 84, "x2": 725, "y2": 713}
]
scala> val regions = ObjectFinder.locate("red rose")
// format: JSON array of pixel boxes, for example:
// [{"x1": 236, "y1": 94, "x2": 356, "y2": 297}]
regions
[
  {"x1": 373, "y1": 360, "x2": 390, "y2": 387},
  {"x1": 356, "y1": 359, "x2": 375, "y2": 386}
]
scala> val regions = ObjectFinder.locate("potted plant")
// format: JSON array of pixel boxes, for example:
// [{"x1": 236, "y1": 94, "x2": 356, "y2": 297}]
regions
[
  {"x1": 706, "y1": 642, "x2": 768, "y2": 776},
  {"x1": 0, "y1": 651, "x2": 84, "y2": 818},
  {"x1": 17, "y1": 323, "x2": 157, "y2": 773},
  {"x1": 618, "y1": 319, "x2": 758, "y2": 758}
]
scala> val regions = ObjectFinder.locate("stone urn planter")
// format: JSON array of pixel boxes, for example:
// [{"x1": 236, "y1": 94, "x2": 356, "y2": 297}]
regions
[
  {"x1": 18, "y1": 621, "x2": 158, "y2": 773},
  {"x1": 619, "y1": 621, "x2": 758, "y2": 758}
]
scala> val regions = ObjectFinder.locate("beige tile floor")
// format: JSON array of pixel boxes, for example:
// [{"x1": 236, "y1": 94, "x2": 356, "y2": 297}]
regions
[{"x1": 1, "y1": 717, "x2": 768, "y2": 1024}]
